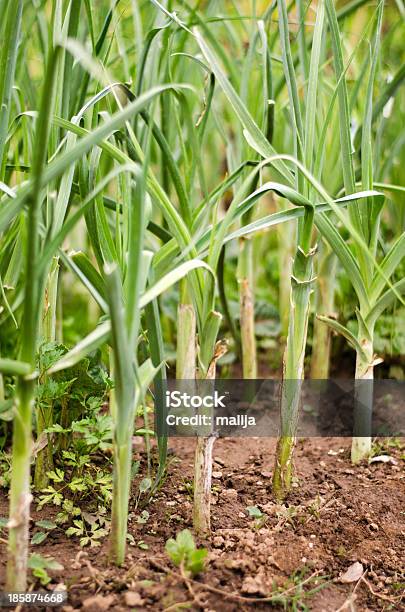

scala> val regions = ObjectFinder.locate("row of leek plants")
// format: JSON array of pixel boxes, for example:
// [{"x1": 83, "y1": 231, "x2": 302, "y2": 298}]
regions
[{"x1": 0, "y1": 0, "x2": 403, "y2": 592}]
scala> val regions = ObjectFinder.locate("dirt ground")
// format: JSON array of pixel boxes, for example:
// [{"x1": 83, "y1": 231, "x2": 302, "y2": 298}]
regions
[{"x1": 0, "y1": 436, "x2": 404, "y2": 611}]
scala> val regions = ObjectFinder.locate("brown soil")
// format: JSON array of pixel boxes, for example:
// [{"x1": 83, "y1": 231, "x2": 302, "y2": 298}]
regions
[{"x1": 0, "y1": 437, "x2": 404, "y2": 611}]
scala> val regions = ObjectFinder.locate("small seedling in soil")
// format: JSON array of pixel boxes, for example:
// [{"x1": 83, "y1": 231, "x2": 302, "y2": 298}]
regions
[
  {"x1": 245, "y1": 505, "x2": 268, "y2": 529},
  {"x1": 28, "y1": 554, "x2": 64, "y2": 586},
  {"x1": 307, "y1": 496, "x2": 323, "y2": 520},
  {"x1": 337, "y1": 545, "x2": 348, "y2": 559},
  {"x1": 65, "y1": 513, "x2": 109, "y2": 548},
  {"x1": 133, "y1": 477, "x2": 153, "y2": 510},
  {"x1": 165, "y1": 529, "x2": 208, "y2": 576},
  {"x1": 276, "y1": 505, "x2": 300, "y2": 528},
  {"x1": 179, "y1": 478, "x2": 194, "y2": 499},
  {"x1": 272, "y1": 567, "x2": 330, "y2": 611},
  {"x1": 137, "y1": 510, "x2": 150, "y2": 524},
  {"x1": 31, "y1": 520, "x2": 58, "y2": 545}
]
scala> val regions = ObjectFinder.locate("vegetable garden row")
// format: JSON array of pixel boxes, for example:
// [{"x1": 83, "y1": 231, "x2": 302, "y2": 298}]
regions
[{"x1": 0, "y1": 0, "x2": 403, "y2": 607}]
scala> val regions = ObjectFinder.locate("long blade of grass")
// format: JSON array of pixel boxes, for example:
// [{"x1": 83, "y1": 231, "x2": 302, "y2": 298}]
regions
[
  {"x1": 194, "y1": 28, "x2": 294, "y2": 185},
  {"x1": 0, "y1": 0, "x2": 23, "y2": 180},
  {"x1": 277, "y1": 0, "x2": 304, "y2": 173},
  {"x1": 325, "y1": 0, "x2": 356, "y2": 198}
]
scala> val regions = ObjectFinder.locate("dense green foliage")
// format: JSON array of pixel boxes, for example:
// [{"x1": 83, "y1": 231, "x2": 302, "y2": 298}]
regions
[{"x1": 0, "y1": 0, "x2": 403, "y2": 590}]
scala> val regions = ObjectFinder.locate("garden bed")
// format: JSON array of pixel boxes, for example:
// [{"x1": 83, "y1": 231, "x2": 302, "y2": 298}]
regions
[{"x1": 1, "y1": 436, "x2": 403, "y2": 611}]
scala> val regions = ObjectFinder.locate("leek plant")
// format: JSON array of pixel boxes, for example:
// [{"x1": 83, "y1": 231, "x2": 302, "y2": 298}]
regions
[
  {"x1": 4, "y1": 43, "x2": 61, "y2": 591},
  {"x1": 317, "y1": 0, "x2": 405, "y2": 462},
  {"x1": 104, "y1": 254, "x2": 153, "y2": 565},
  {"x1": 149, "y1": 2, "x2": 296, "y2": 533},
  {"x1": 310, "y1": 1, "x2": 405, "y2": 381},
  {"x1": 271, "y1": 0, "x2": 404, "y2": 483},
  {"x1": 271, "y1": 0, "x2": 324, "y2": 500},
  {"x1": 87, "y1": 138, "x2": 151, "y2": 563}
]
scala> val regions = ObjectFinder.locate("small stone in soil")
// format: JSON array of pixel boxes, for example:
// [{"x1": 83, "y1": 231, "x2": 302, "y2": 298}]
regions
[
  {"x1": 339, "y1": 562, "x2": 364, "y2": 583},
  {"x1": 124, "y1": 592, "x2": 144, "y2": 607},
  {"x1": 215, "y1": 457, "x2": 225, "y2": 466}
]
